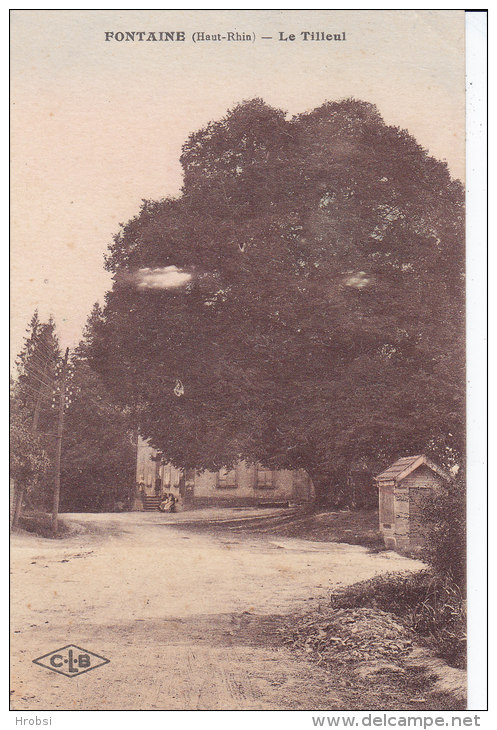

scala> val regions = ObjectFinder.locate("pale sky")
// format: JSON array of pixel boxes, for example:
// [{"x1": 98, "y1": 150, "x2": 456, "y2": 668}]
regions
[{"x1": 10, "y1": 9, "x2": 465, "y2": 361}]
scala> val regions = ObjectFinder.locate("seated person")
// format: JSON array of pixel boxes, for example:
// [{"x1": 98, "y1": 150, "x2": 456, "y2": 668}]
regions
[{"x1": 159, "y1": 493, "x2": 176, "y2": 513}]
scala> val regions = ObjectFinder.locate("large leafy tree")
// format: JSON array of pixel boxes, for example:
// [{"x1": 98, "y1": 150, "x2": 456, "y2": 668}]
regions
[
  {"x1": 59, "y1": 304, "x2": 136, "y2": 512},
  {"x1": 94, "y1": 99, "x2": 464, "y2": 505}
]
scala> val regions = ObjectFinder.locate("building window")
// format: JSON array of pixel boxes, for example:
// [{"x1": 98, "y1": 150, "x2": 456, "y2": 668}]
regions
[
  {"x1": 255, "y1": 466, "x2": 275, "y2": 489},
  {"x1": 217, "y1": 468, "x2": 237, "y2": 489}
]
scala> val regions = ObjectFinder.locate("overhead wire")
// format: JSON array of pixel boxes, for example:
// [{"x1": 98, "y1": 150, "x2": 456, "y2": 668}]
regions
[
  {"x1": 12, "y1": 381, "x2": 51, "y2": 401},
  {"x1": 16, "y1": 367, "x2": 54, "y2": 391},
  {"x1": 16, "y1": 350, "x2": 75, "y2": 389},
  {"x1": 20, "y1": 358, "x2": 53, "y2": 378},
  {"x1": 16, "y1": 349, "x2": 120, "y2": 414},
  {"x1": 16, "y1": 349, "x2": 57, "y2": 374},
  {"x1": 24, "y1": 338, "x2": 60, "y2": 361},
  {"x1": 23, "y1": 351, "x2": 55, "y2": 371}
]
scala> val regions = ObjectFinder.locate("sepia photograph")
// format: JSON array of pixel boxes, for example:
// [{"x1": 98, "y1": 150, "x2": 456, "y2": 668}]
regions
[{"x1": 9, "y1": 8, "x2": 485, "y2": 716}]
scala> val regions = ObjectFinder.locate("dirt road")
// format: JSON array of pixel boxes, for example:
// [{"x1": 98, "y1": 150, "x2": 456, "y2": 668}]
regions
[{"x1": 11, "y1": 511, "x2": 424, "y2": 710}]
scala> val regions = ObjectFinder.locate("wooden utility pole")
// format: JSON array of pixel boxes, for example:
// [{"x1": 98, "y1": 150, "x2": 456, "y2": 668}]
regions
[{"x1": 52, "y1": 348, "x2": 69, "y2": 536}]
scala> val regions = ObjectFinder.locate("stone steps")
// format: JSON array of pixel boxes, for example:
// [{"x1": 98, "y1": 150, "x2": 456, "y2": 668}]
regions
[{"x1": 141, "y1": 496, "x2": 162, "y2": 512}]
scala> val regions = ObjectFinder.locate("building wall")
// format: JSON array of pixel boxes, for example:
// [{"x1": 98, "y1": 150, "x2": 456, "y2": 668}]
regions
[
  {"x1": 378, "y1": 464, "x2": 445, "y2": 549},
  {"x1": 392, "y1": 483, "x2": 410, "y2": 548},
  {"x1": 161, "y1": 463, "x2": 183, "y2": 490},
  {"x1": 400, "y1": 465, "x2": 443, "y2": 490},
  {"x1": 135, "y1": 436, "x2": 158, "y2": 492},
  {"x1": 378, "y1": 480, "x2": 396, "y2": 548},
  {"x1": 406, "y1": 466, "x2": 444, "y2": 545},
  {"x1": 135, "y1": 437, "x2": 314, "y2": 508},
  {"x1": 135, "y1": 436, "x2": 183, "y2": 509},
  {"x1": 193, "y1": 462, "x2": 308, "y2": 506}
]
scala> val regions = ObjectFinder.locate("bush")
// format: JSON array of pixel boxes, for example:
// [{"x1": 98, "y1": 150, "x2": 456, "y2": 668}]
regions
[
  {"x1": 330, "y1": 570, "x2": 430, "y2": 616},
  {"x1": 411, "y1": 574, "x2": 466, "y2": 668},
  {"x1": 10, "y1": 402, "x2": 51, "y2": 504},
  {"x1": 419, "y1": 471, "x2": 466, "y2": 589},
  {"x1": 329, "y1": 570, "x2": 466, "y2": 668}
]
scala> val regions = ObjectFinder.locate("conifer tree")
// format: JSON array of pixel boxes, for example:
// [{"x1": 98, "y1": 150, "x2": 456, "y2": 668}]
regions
[{"x1": 11, "y1": 312, "x2": 60, "y2": 522}]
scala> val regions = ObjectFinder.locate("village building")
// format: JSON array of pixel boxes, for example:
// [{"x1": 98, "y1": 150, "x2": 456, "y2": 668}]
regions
[
  {"x1": 375, "y1": 454, "x2": 452, "y2": 550},
  {"x1": 134, "y1": 435, "x2": 314, "y2": 510}
]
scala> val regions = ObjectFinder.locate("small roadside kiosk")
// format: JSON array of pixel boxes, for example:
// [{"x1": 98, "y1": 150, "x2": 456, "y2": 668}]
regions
[{"x1": 375, "y1": 455, "x2": 452, "y2": 550}]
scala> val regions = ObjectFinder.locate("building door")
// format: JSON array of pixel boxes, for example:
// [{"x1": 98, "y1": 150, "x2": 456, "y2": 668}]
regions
[{"x1": 379, "y1": 488, "x2": 394, "y2": 528}]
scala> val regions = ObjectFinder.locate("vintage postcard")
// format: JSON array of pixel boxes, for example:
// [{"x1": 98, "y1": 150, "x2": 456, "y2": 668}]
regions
[{"x1": 9, "y1": 8, "x2": 487, "y2": 719}]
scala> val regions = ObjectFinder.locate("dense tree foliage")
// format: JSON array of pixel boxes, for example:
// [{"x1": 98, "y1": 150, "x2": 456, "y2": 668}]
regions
[
  {"x1": 11, "y1": 309, "x2": 135, "y2": 517},
  {"x1": 10, "y1": 393, "x2": 51, "y2": 521},
  {"x1": 14, "y1": 311, "x2": 60, "y2": 436},
  {"x1": 420, "y1": 466, "x2": 466, "y2": 589},
  {"x1": 10, "y1": 312, "x2": 60, "y2": 518},
  {"x1": 59, "y1": 304, "x2": 136, "y2": 512},
  {"x1": 94, "y1": 99, "x2": 465, "y2": 504}
]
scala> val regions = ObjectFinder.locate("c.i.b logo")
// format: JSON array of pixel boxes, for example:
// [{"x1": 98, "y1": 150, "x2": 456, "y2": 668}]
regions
[{"x1": 33, "y1": 645, "x2": 109, "y2": 678}]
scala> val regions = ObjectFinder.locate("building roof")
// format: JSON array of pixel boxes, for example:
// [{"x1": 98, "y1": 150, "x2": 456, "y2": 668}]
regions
[{"x1": 375, "y1": 455, "x2": 451, "y2": 484}]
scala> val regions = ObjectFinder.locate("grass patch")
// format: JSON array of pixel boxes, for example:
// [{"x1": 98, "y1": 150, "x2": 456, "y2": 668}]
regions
[
  {"x1": 257, "y1": 508, "x2": 384, "y2": 548},
  {"x1": 329, "y1": 570, "x2": 466, "y2": 668},
  {"x1": 16, "y1": 511, "x2": 72, "y2": 539}
]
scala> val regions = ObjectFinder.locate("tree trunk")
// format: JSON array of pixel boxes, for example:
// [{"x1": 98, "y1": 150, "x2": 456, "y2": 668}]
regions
[
  {"x1": 307, "y1": 469, "x2": 334, "y2": 511},
  {"x1": 11, "y1": 483, "x2": 25, "y2": 529},
  {"x1": 307, "y1": 466, "x2": 350, "y2": 511}
]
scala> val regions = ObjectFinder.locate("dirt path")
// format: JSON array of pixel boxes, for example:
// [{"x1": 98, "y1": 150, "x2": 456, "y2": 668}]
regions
[{"x1": 11, "y1": 511, "x2": 425, "y2": 710}]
